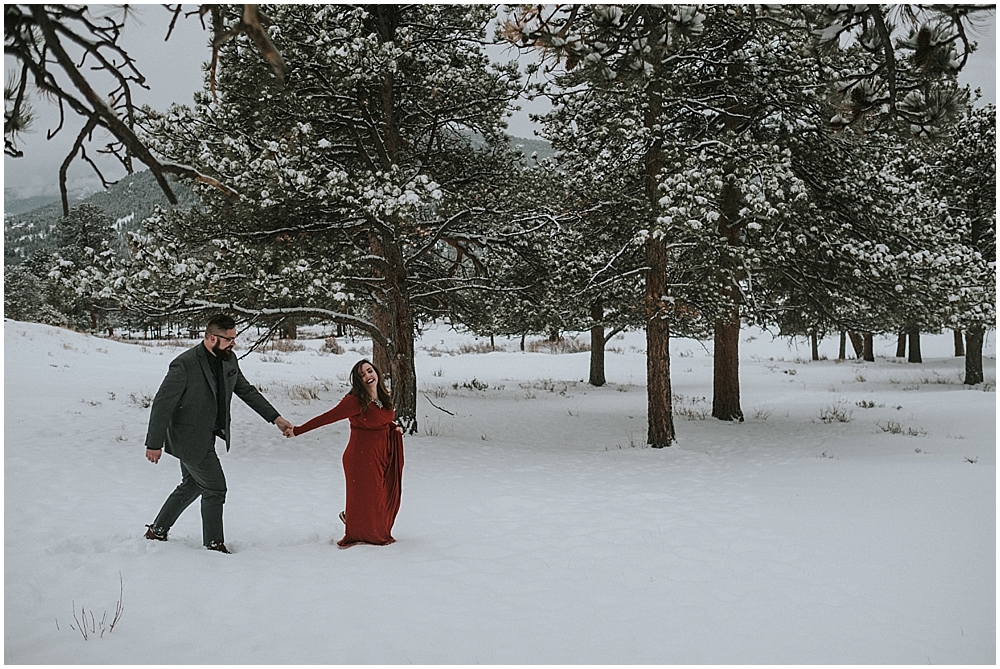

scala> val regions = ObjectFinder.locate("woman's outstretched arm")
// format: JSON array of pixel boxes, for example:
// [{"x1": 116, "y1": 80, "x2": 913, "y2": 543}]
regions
[{"x1": 292, "y1": 394, "x2": 362, "y2": 436}]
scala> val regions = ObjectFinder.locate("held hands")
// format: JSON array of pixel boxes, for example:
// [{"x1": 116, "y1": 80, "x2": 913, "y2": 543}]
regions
[{"x1": 274, "y1": 416, "x2": 296, "y2": 438}]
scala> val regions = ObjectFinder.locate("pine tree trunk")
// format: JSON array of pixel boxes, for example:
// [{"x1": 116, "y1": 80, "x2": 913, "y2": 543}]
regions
[
  {"x1": 643, "y1": 48, "x2": 674, "y2": 448},
  {"x1": 712, "y1": 159, "x2": 744, "y2": 422},
  {"x1": 645, "y1": 235, "x2": 675, "y2": 447},
  {"x1": 367, "y1": 227, "x2": 392, "y2": 371},
  {"x1": 589, "y1": 300, "x2": 606, "y2": 387},
  {"x1": 953, "y1": 330, "x2": 965, "y2": 356},
  {"x1": 848, "y1": 331, "x2": 864, "y2": 359},
  {"x1": 712, "y1": 313, "x2": 743, "y2": 421},
  {"x1": 520, "y1": 333, "x2": 526, "y2": 352},
  {"x1": 838, "y1": 331, "x2": 847, "y2": 360},
  {"x1": 382, "y1": 237, "x2": 418, "y2": 434},
  {"x1": 896, "y1": 333, "x2": 906, "y2": 357},
  {"x1": 707, "y1": 48, "x2": 750, "y2": 423},
  {"x1": 964, "y1": 327, "x2": 985, "y2": 385},
  {"x1": 862, "y1": 332, "x2": 875, "y2": 362},
  {"x1": 907, "y1": 328, "x2": 922, "y2": 363},
  {"x1": 281, "y1": 319, "x2": 298, "y2": 340},
  {"x1": 371, "y1": 301, "x2": 391, "y2": 376},
  {"x1": 810, "y1": 329, "x2": 820, "y2": 361},
  {"x1": 366, "y1": 4, "x2": 411, "y2": 425}
]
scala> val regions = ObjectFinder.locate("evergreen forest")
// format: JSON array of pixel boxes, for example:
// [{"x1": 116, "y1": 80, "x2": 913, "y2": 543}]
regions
[{"x1": 4, "y1": 4, "x2": 995, "y2": 443}]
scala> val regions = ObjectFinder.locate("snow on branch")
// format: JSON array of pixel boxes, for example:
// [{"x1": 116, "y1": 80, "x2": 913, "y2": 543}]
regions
[{"x1": 183, "y1": 300, "x2": 389, "y2": 348}]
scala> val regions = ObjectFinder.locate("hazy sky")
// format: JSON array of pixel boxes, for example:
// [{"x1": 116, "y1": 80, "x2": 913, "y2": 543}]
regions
[{"x1": 3, "y1": 5, "x2": 995, "y2": 201}]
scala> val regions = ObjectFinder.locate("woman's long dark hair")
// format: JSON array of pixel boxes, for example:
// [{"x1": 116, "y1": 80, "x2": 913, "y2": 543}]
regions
[{"x1": 350, "y1": 359, "x2": 393, "y2": 411}]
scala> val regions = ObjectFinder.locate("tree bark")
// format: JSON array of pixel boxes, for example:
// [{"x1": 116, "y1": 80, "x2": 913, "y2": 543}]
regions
[
  {"x1": 370, "y1": 230, "x2": 392, "y2": 375},
  {"x1": 896, "y1": 332, "x2": 906, "y2": 357},
  {"x1": 281, "y1": 319, "x2": 297, "y2": 340},
  {"x1": 709, "y1": 37, "x2": 751, "y2": 423},
  {"x1": 712, "y1": 313, "x2": 743, "y2": 421},
  {"x1": 589, "y1": 299, "x2": 606, "y2": 387},
  {"x1": 907, "y1": 328, "x2": 922, "y2": 363},
  {"x1": 810, "y1": 329, "x2": 820, "y2": 361},
  {"x1": 964, "y1": 327, "x2": 985, "y2": 385},
  {"x1": 645, "y1": 236, "x2": 675, "y2": 447},
  {"x1": 364, "y1": 6, "x2": 416, "y2": 433},
  {"x1": 953, "y1": 329, "x2": 965, "y2": 356},
  {"x1": 642, "y1": 41, "x2": 674, "y2": 448},
  {"x1": 382, "y1": 235, "x2": 418, "y2": 433},
  {"x1": 848, "y1": 331, "x2": 864, "y2": 359},
  {"x1": 838, "y1": 331, "x2": 847, "y2": 360},
  {"x1": 712, "y1": 165, "x2": 744, "y2": 422},
  {"x1": 862, "y1": 332, "x2": 875, "y2": 362}
]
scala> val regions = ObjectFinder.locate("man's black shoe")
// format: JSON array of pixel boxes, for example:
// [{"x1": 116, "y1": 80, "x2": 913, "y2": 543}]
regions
[
  {"x1": 207, "y1": 541, "x2": 231, "y2": 554},
  {"x1": 144, "y1": 525, "x2": 167, "y2": 541}
]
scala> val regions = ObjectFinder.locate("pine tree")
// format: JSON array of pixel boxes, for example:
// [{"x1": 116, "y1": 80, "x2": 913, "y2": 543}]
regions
[
  {"x1": 46, "y1": 204, "x2": 121, "y2": 332},
  {"x1": 3, "y1": 265, "x2": 60, "y2": 324},
  {"x1": 928, "y1": 104, "x2": 996, "y2": 384},
  {"x1": 507, "y1": 4, "x2": 721, "y2": 445},
  {"x1": 104, "y1": 5, "x2": 524, "y2": 431}
]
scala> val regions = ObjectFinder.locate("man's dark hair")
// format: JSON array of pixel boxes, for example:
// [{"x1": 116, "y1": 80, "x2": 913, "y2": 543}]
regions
[{"x1": 206, "y1": 314, "x2": 237, "y2": 336}]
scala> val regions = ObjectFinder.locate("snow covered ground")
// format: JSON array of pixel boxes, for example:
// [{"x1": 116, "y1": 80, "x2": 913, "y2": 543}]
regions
[{"x1": 4, "y1": 318, "x2": 995, "y2": 664}]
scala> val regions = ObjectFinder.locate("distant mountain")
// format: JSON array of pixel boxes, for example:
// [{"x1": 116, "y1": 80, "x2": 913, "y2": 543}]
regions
[
  {"x1": 4, "y1": 170, "x2": 195, "y2": 265},
  {"x1": 3, "y1": 192, "x2": 61, "y2": 217},
  {"x1": 508, "y1": 135, "x2": 556, "y2": 162}
]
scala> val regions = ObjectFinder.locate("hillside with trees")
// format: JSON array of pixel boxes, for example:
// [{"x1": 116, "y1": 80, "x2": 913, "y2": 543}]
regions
[{"x1": 4, "y1": 169, "x2": 197, "y2": 265}]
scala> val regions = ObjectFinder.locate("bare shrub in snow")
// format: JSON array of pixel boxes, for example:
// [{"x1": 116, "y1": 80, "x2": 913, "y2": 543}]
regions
[
  {"x1": 526, "y1": 338, "x2": 590, "y2": 354},
  {"x1": 285, "y1": 385, "x2": 320, "y2": 402},
  {"x1": 454, "y1": 378, "x2": 489, "y2": 392},
  {"x1": 459, "y1": 341, "x2": 500, "y2": 354},
  {"x1": 266, "y1": 339, "x2": 305, "y2": 353},
  {"x1": 423, "y1": 420, "x2": 447, "y2": 437},
  {"x1": 320, "y1": 337, "x2": 344, "y2": 355},
  {"x1": 673, "y1": 393, "x2": 709, "y2": 420},
  {"x1": 819, "y1": 401, "x2": 853, "y2": 423},
  {"x1": 855, "y1": 399, "x2": 883, "y2": 409},
  {"x1": 61, "y1": 573, "x2": 123, "y2": 641},
  {"x1": 127, "y1": 392, "x2": 152, "y2": 408},
  {"x1": 878, "y1": 420, "x2": 904, "y2": 434}
]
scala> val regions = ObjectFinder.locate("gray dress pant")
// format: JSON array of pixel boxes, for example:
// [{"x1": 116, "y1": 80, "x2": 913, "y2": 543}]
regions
[{"x1": 153, "y1": 447, "x2": 228, "y2": 546}]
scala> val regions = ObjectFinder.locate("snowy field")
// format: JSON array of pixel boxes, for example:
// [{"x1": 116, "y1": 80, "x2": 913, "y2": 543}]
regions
[{"x1": 3, "y1": 318, "x2": 995, "y2": 664}]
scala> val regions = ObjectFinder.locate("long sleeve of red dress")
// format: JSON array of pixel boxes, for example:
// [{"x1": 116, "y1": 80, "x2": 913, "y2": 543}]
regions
[
  {"x1": 293, "y1": 393, "x2": 362, "y2": 436},
  {"x1": 293, "y1": 393, "x2": 403, "y2": 548}
]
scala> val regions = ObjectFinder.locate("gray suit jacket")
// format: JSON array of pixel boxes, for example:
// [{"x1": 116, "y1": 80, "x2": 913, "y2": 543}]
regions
[{"x1": 144, "y1": 343, "x2": 279, "y2": 461}]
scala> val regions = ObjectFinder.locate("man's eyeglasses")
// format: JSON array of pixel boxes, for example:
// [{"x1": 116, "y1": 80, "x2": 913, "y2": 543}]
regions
[{"x1": 214, "y1": 334, "x2": 237, "y2": 344}]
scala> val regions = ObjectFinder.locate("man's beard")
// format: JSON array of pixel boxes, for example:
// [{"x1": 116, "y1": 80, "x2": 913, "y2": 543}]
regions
[{"x1": 213, "y1": 343, "x2": 234, "y2": 360}]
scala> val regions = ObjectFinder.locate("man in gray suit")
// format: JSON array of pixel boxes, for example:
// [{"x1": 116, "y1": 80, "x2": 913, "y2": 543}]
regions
[{"x1": 144, "y1": 314, "x2": 293, "y2": 553}]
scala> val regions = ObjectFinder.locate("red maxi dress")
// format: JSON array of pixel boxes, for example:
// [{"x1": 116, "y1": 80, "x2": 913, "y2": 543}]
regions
[{"x1": 293, "y1": 393, "x2": 404, "y2": 548}]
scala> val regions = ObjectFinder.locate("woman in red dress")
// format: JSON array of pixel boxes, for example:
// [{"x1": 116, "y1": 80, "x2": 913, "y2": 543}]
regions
[{"x1": 286, "y1": 359, "x2": 404, "y2": 548}]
